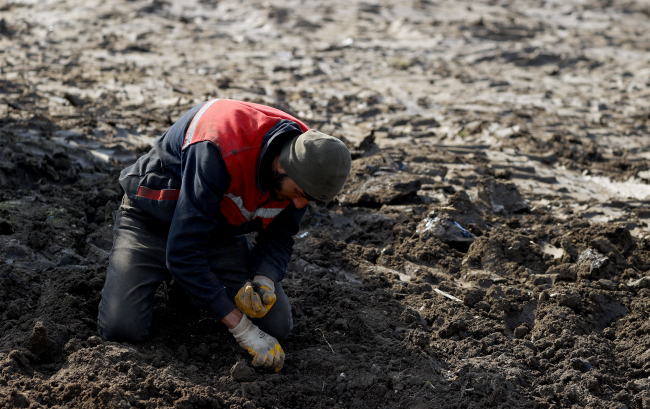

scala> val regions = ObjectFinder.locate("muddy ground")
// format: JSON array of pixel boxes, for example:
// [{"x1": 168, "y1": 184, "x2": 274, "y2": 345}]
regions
[{"x1": 2, "y1": 0, "x2": 650, "y2": 407}]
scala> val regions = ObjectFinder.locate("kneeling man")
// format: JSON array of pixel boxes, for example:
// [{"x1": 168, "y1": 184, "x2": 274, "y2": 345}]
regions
[{"x1": 97, "y1": 99, "x2": 351, "y2": 372}]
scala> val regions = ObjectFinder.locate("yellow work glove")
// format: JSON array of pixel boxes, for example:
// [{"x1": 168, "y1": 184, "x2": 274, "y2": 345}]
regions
[
  {"x1": 229, "y1": 314, "x2": 285, "y2": 372},
  {"x1": 235, "y1": 277, "x2": 276, "y2": 318}
]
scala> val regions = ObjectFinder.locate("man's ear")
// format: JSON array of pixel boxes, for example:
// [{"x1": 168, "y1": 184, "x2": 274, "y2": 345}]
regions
[{"x1": 272, "y1": 154, "x2": 285, "y2": 174}]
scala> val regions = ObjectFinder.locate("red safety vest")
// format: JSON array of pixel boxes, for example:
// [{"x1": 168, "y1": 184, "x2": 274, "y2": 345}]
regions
[{"x1": 182, "y1": 99, "x2": 309, "y2": 228}]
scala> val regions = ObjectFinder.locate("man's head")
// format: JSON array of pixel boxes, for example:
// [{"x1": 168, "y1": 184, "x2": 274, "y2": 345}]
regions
[{"x1": 272, "y1": 130, "x2": 351, "y2": 208}]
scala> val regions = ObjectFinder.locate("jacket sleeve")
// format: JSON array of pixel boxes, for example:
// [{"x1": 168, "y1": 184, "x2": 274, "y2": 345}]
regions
[
  {"x1": 253, "y1": 204, "x2": 307, "y2": 283},
  {"x1": 166, "y1": 141, "x2": 235, "y2": 321}
]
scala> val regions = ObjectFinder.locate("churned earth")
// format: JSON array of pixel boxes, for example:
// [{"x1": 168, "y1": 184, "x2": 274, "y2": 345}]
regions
[{"x1": 2, "y1": 0, "x2": 650, "y2": 407}]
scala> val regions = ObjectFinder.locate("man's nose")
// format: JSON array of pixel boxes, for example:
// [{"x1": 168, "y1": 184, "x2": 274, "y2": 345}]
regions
[{"x1": 293, "y1": 197, "x2": 309, "y2": 209}]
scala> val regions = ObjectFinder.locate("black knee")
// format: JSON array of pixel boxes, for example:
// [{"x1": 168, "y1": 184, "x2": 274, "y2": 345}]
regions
[
  {"x1": 97, "y1": 320, "x2": 149, "y2": 343},
  {"x1": 268, "y1": 314, "x2": 294, "y2": 342},
  {"x1": 97, "y1": 300, "x2": 150, "y2": 343},
  {"x1": 253, "y1": 303, "x2": 293, "y2": 342}
]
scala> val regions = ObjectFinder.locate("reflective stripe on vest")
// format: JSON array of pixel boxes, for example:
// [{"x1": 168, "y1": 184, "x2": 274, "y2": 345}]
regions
[
  {"x1": 137, "y1": 186, "x2": 180, "y2": 201},
  {"x1": 224, "y1": 193, "x2": 284, "y2": 221},
  {"x1": 183, "y1": 99, "x2": 220, "y2": 150}
]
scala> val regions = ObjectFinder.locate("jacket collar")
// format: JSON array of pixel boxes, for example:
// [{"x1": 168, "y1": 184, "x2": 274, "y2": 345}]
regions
[{"x1": 257, "y1": 120, "x2": 304, "y2": 194}]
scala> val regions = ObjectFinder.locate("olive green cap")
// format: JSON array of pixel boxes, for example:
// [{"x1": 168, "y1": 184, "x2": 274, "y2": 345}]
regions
[{"x1": 279, "y1": 130, "x2": 351, "y2": 202}]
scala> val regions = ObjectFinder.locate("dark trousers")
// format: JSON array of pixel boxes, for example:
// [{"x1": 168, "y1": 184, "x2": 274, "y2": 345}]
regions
[{"x1": 97, "y1": 197, "x2": 293, "y2": 343}]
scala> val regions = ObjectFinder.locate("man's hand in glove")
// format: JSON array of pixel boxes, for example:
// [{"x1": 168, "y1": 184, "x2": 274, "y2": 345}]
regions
[
  {"x1": 235, "y1": 276, "x2": 276, "y2": 318},
  {"x1": 229, "y1": 314, "x2": 285, "y2": 372}
]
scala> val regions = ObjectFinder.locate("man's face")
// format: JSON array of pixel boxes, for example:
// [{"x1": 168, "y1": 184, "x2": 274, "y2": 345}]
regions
[{"x1": 270, "y1": 168, "x2": 310, "y2": 209}]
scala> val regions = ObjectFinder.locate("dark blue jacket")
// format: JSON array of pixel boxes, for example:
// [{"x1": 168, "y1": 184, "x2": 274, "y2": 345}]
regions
[{"x1": 119, "y1": 102, "x2": 306, "y2": 320}]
